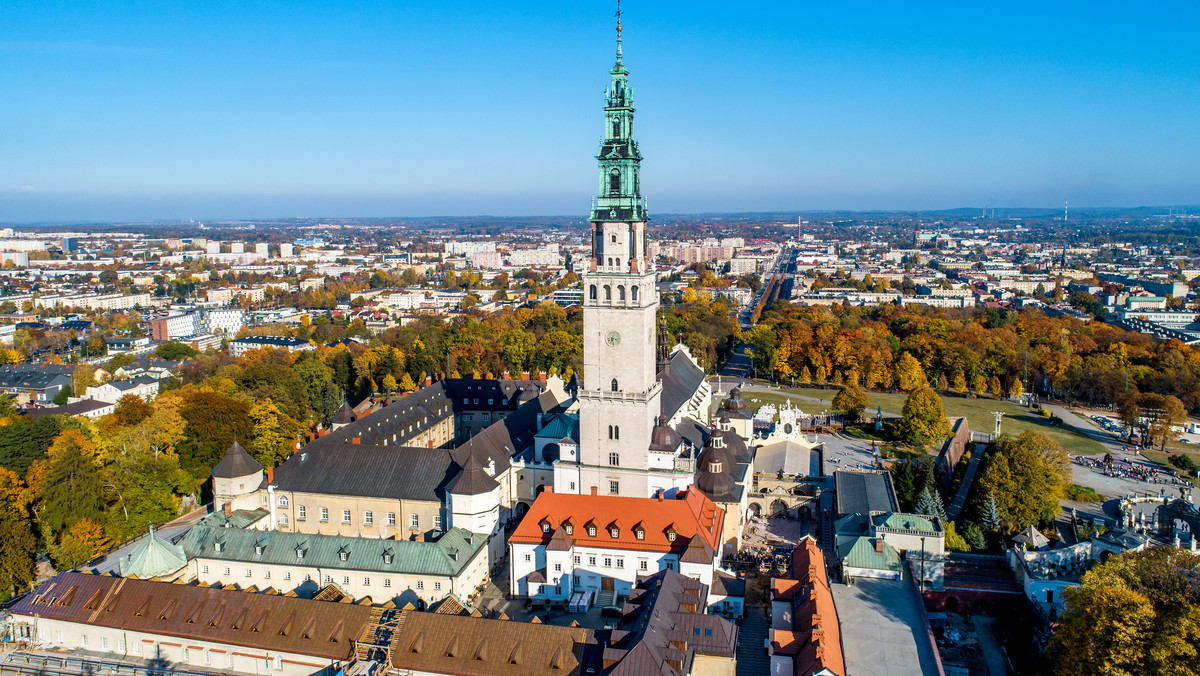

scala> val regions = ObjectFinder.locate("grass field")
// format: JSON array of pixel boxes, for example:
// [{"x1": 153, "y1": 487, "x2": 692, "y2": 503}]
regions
[{"x1": 739, "y1": 386, "x2": 1108, "y2": 455}]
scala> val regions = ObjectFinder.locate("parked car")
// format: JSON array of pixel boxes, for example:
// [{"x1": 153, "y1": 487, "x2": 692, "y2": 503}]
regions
[{"x1": 600, "y1": 605, "x2": 624, "y2": 618}]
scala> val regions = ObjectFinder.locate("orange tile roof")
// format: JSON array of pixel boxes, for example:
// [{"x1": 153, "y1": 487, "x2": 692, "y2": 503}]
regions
[
  {"x1": 771, "y1": 537, "x2": 845, "y2": 676},
  {"x1": 510, "y1": 489, "x2": 724, "y2": 554}
]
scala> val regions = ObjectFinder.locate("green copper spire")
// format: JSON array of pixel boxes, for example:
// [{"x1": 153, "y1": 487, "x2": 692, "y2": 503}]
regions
[{"x1": 591, "y1": 0, "x2": 646, "y2": 227}]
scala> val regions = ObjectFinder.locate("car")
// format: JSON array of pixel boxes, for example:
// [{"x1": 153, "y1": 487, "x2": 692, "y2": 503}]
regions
[{"x1": 600, "y1": 605, "x2": 624, "y2": 618}]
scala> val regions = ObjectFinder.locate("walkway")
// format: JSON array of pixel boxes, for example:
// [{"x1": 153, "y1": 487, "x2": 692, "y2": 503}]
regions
[{"x1": 947, "y1": 445, "x2": 987, "y2": 521}]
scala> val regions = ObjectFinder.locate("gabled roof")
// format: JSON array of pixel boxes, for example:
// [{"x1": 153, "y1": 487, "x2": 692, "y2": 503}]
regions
[
  {"x1": 180, "y1": 525, "x2": 486, "y2": 577},
  {"x1": 10, "y1": 572, "x2": 371, "y2": 661},
  {"x1": 771, "y1": 537, "x2": 844, "y2": 676},
  {"x1": 657, "y1": 348, "x2": 707, "y2": 421},
  {"x1": 271, "y1": 443, "x2": 456, "y2": 503},
  {"x1": 211, "y1": 440, "x2": 264, "y2": 480},
  {"x1": 510, "y1": 489, "x2": 723, "y2": 556}
]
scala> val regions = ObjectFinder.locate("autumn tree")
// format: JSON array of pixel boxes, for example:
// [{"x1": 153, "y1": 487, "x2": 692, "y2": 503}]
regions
[
  {"x1": 831, "y1": 383, "x2": 869, "y2": 423},
  {"x1": 895, "y1": 352, "x2": 926, "y2": 391},
  {"x1": 975, "y1": 430, "x2": 1069, "y2": 532},
  {"x1": 398, "y1": 373, "x2": 416, "y2": 392},
  {"x1": 33, "y1": 435, "x2": 107, "y2": 535},
  {"x1": 1052, "y1": 548, "x2": 1200, "y2": 676},
  {"x1": 248, "y1": 399, "x2": 300, "y2": 468},
  {"x1": 49, "y1": 518, "x2": 110, "y2": 570},
  {"x1": 897, "y1": 386, "x2": 951, "y2": 448}
]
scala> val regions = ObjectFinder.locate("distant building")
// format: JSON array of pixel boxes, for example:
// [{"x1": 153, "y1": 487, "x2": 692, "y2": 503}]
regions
[{"x1": 60, "y1": 237, "x2": 79, "y2": 253}]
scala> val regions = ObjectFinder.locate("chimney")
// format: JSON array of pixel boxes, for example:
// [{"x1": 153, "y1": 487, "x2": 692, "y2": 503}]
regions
[
  {"x1": 590, "y1": 486, "x2": 598, "y2": 496},
  {"x1": 223, "y1": 502, "x2": 232, "y2": 517},
  {"x1": 809, "y1": 588, "x2": 818, "y2": 601},
  {"x1": 308, "y1": 432, "x2": 316, "y2": 442},
  {"x1": 657, "y1": 492, "x2": 664, "y2": 502},
  {"x1": 425, "y1": 376, "x2": 432, "y2": 387},
  {"x1": 873, "y1": 539, "x2": 883, "y2": 553},
  {"x1": 521, "y1": 371, "x2": 530, "y2": 381},
  {"x1": 502, "y1": 370, "x2": 510, "y2": 380},
  {"x1": 812, "y1": 614, "x2": 822, "y2": 627},
  {"x1": 352, "y1": 437, "x2": 361, "y2": 445},
  {"x1": 544, "y1": 487, "x2": 553, "y2": 494},
  {"x1": 267, "y1": 467, "x2": 274, "y2": 483},
  {"x1": 539, "y1": 372, "x2": 547, "y2": 383}
]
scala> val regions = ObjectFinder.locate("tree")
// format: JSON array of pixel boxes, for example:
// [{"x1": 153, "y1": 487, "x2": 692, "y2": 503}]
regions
[
  {"x1": 895, "y1": 352, "x2": 926, "y2": 391},
  {"x1": 33, "y1": 437, "x2": 107, "y2": 535},
  {"x1": 49, "y1": 518, "x2": 110, "y2": 570},
  {"x1": 890, "y1": 460, "x2": 919, "y2": 510},
  {"x1": 52, "y1": 385, "x2": 72, "y2": 405},
  {"x1": 981, "y1": 492, "x2": 1001, "y2": 532},
  {"x1": 248, "y1": 399, "x2": 300, "y2": 468},
  {"x1": 915, "y1": 487, "x2": 946, "y2": 522},
  {"x1": 0, "y1": 515, "x2": 36, "y2": 598},
  {"x1": 831, "y1": 383, "x2": 868, "y2": 423},
  {"x1": 381, "y1": 374, "x2": 398, "y2": 394},
  {"x1": 0, "y1": 415, "x2": 62, "y2": 474},
  {"x1": 155, "y1": 341, "x2": 199, "y2": 361},
  {"x1": 398, "y1": 373, "x2": 416, "y2": 392},
  {"x1": 177, "y1": 392, "x2": 253, "y2": 477},
  {"x1": 975, "y1": 430, "x2": 1069, "y2": 532},
  {"x1": 1052, "y1": 548, "x2": 1200, "y2": 676},
  {"x1": 897, "y1": 386, "x2": 951, "y2": 448},
  {"x1": 964, "y1": 522, "x2": 987, "y2": 550}
]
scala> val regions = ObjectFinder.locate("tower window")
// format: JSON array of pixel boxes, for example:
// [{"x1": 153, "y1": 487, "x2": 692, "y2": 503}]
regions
[
  {"x1": 610, "y1": 169, "x2": 620, "y2": 194},
  {"x1": 618, "y1": 286, "x2": 625, "y2": 301},
  {"x1": 589, "y1": 285, "x2": 597, "y2": 300},
  {"x1": 611, "y1": 379, "x2": 618, "y2": 392},
  {"x1": 614, "y1": 426, "x2": 620, "y2": 440},
  {"x1": 615, "y1": 258, "x2": 621, "y2": 269},
  {"x1": 608, "y1": 425, "x2": 613, "y2": 439},
  {"x1": 612, "y1": 119, "x2": 620, "y2": 137},
  {"x1": 631, "y1": 286, "x2": 638, "y2": 301},
  {"x1": 609, "y1": 453, "x2": 619, "y2": 466},
  {"x1": 604, "y1": 285, "x2": 612, "y2": 300}
]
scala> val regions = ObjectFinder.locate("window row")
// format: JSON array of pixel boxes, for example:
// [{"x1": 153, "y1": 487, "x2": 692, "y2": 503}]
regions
[
  {"x1": 199, "y1": 565, "x2": 444, "y2": 590},
  {"x1": 588, "y1": 284, "x2": 640, "y2": 302},
  {"x1": 279, "y1": 505, "x2": 440, "y2": 530}
]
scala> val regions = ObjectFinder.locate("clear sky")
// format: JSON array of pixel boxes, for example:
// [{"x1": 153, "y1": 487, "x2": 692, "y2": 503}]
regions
[{"x1": 3, "y1": 1, "x2": 1199, "y2": 222}]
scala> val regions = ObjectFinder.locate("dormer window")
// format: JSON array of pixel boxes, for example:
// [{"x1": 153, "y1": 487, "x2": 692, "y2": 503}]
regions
[
  {"x1": 296, "y1": 548, "x2": 305, "y2": 560},
  {"x1": 635, "y1": 529, "x2": 645, "y2": 540},
  {"x1": 339, "y1": 549, "x2": 349, "y2": 561},
  {"x1": 214, "y1": 540, "x2": 224, "y2": 553},
  {"x1": 610, "y1": 527, "x2": 619, "y2": 539},
  {"x1": 254, "y1": 544, "x2": 264, "y2": 556},
  {"x1": 668, "y1": 531, "x2": 677, "y2": 542},
  {"x1": 383, "y1": 553, "x2": 393, "y2": 565},
  {"x1": 565, "y1": 523, "x2": 573, "y2": 535},
  {"x1": 542, "y1": 522, "x2": 551, "y2": 533},
  {"x1": 588, "y1": 526, "x2": 597, "y2": 537}
]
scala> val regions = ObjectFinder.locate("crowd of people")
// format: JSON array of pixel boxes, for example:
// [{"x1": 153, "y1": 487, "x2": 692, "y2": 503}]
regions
[
  {"x1": 724, "y1": 544, "x2": 796, "y2": 571},
  {"x1": 1075, "y1": 454, "x2": 1183, "y2": 486}
]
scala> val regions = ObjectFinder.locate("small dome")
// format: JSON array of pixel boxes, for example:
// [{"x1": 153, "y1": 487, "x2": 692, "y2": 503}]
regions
[
  {"x1": 723, "y1": 431, "x2": 752, "y2": 464},
  {"x1": 722, "y1": 389, "x2": 747, "y2": 412},
  {"x1": 119, "y1": 527, "x2": 187, "y2": 579},
  {"x1": 649, "y1": 422, "x2": 681, "y2": 452},
  {"x1": 697, "y1": 444, "x2": 735, "y2": 474}
]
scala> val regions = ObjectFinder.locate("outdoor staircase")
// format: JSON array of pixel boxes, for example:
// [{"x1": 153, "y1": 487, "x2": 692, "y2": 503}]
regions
[
  {"x1": 735, "y1": 605, "x2": 770, "y2": 676},
  {"x1": 595, "y1": 589, "x2": 617, "y2": 607}
]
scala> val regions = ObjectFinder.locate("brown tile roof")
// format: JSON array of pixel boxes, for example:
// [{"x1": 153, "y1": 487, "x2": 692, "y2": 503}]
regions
[
  {"x1": 10, "y1": 572, "x2": 372, "y2": 662},
  {"x1": 388, "y1": 609, "x2": 600, "y2": 675},
  {"x1": 510, "y1": 489, "x2": 724, "y2": 556}
]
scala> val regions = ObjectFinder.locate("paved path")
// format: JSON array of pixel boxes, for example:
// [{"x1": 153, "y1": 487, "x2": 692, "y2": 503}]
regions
[
  {"x1": 972, "y1": 616, "x2": 1010, "y2": 676},
  {"x1": 947, "y1": 445, "x2": 986, "y2": 521}
]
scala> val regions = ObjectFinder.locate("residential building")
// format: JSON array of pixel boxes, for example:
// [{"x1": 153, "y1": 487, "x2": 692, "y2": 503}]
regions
[{"x1": 228, "y1": 336, "x2": 314, "y2": 357}]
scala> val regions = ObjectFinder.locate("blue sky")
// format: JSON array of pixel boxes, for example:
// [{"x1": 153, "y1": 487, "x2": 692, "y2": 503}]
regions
[{"x1": 2, "y1": 1, "x2": 1199, "y2": 222}]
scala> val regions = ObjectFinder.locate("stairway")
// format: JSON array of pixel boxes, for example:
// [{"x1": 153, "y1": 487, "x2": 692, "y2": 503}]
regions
[
  {"x1": 736, "y1": 605, "x2": 770, "y2": 676},
  {"x1": 595, "y1": 589, "x2": 617, "y2": 607}
]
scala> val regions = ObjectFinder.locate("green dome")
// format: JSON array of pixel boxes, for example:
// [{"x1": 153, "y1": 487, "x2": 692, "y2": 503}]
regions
[{"x1": 119, "y1": 527, "x2": 187, "y2": 579}]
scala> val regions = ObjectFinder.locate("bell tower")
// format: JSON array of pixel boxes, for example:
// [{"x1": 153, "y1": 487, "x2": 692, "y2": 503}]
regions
[{"x1": 566, "y1": 4, "x2": 662, "y2": 498}]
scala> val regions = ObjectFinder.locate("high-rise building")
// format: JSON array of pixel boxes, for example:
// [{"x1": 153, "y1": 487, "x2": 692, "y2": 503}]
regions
[
  {"x1": 61, "y1": 237, "x2": 79, "y2": 253},
  {"x1": 555, "y1": 18, "x2": 701, "y2": 499}
]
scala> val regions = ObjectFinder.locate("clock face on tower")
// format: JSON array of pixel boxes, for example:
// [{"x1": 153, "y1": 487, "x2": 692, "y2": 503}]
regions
[{"x1": 606, "y1": 331, "x2": 622, "y2": 347}]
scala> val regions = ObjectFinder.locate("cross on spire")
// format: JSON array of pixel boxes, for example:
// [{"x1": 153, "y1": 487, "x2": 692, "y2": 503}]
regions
[{"x1": 615, "y1": 0, "x2": 623, "y2": 58}]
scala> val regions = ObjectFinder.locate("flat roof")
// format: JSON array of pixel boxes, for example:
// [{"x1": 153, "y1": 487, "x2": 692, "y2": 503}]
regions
[{"x1": 834, "y1": 470, "x2": 899, "y2": 516}]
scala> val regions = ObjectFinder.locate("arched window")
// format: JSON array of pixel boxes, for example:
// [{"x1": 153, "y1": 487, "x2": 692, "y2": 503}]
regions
[
  {"x1": 604, "y1": 285, "x2": 612, "y2": 301},
  {"x1": 607, "y1": 257, "x2": 613, "y2": 267},
  {"x1": 615, "y1": 258, "x2": 621, "y2": 270},
  {"x1": 618, "y1": 286, "x2": 626, "y2": 301},
  {"x1": 611, "y1": 378, "x2": 618, "y2": 392},
  {"x1": 608, "y1": 425, "x2": 614, "y2": 440},
  {"x1": 614, "y1": 426, "x2": 620, "y2": 440},
  {"x1": 278, "y1": 496, "x2": 288, "y2": 508},
  {"x1": 609, "y1": 169, "x2": 620, "y2": 194},
  {"x1": 631, "y1": 285, "x2": 638, "y2": 301},
  {"x1": 609, "y1": 452, "x2": 619, "y2": 466},
  {"x1": 612, "y1": 119, "x2": 620, "y2": 137},
  {"x1": 589, "y1": 284, "x2": 597, "y2": 300}
]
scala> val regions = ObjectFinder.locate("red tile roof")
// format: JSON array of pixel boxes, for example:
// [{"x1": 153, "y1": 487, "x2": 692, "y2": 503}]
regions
[
  {"x1": 510, "y1": 489, "x2": 724, "y2": 554},
  {"x1": 771, "y1": 537, "x2": 844, "y2": 676}
]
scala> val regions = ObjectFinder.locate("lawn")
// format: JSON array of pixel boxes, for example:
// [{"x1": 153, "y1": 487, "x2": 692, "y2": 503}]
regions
[{"x1": 739, "y1": 387, "x2": 1107, "y2": 455}]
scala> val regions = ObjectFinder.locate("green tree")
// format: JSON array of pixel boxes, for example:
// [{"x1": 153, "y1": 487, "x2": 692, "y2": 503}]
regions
[
  {"x1": 890, "y1": 460, "x2": 919, "y2": 510},
  {"x1": 975, "y1": 430, "x2": 1069, "y2": 532},
  {"x1": 964, "y1": 522, "x2": 987, "y2": 550},
  {"x1": 0, "y1": 416, "x2": 62, "y2": 474},
  {"x1": 35, "y1": 441, "x2": 107, "y2": 535},
  {"x1": 831, "y1": 383, "x2": 869, "y2": 423},
  {"x1": 177, "y1": 392, "x2": 253, "y2": 477},
  {"x1": 48, "y1": 518, "x2": 110, "y2": 570},
  {"x1": 52, "y1": 385, "x2": 72, "y2": 405},
  {"x1": 897, "y1": 386, "x2": 951, "y2": 448},
  {"x1": 155, "y1": 341, "x2": 199, "y2": 361},
  {"x1": 981, "y1": 492, "x2": 1001, "y2": 532},
  {"x1": 0, "y1": 515, "x2": 36, "y2": 598}
]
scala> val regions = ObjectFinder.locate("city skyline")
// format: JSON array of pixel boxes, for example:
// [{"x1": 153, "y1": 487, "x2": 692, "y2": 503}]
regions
[{"x1": 4, "y1": 1, "x2": 1200, "y2": 222}]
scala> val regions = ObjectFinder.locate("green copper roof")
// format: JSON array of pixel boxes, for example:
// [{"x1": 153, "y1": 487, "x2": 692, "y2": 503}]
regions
[
  {"x1": 119, "y1": 527, "x2": 188, "y2": 579},
  {"x1": 180, "y1": 525, "x2": 487, "y2": 578},
  {"x1": 874, "y1": 512, "x2": 942, "y2": 536},
  {"x1": 534, "y1": 413, "x2": 579, "y2": 441},
  {"x1": 838, "y1": 537, "x2": 902, "y2": 572}
]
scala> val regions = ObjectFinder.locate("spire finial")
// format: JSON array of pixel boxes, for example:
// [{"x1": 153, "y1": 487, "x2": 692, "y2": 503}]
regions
[{"x1": 615, "y1": 0, "x2": 623, "y2": 59}]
